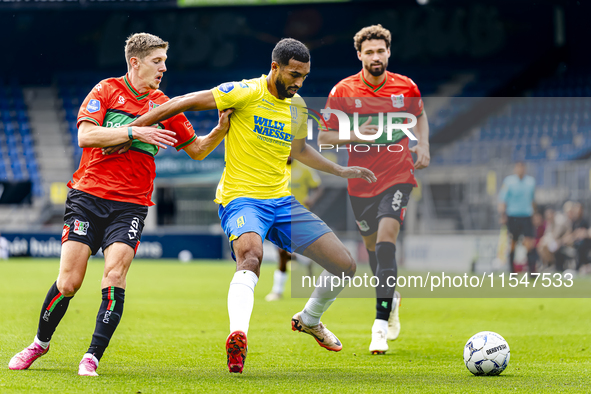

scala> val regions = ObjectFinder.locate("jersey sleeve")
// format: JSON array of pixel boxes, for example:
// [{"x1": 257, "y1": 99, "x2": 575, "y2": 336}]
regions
[
  {"x1": 211, "y1": 81, "x2": 255, "y2": 111},
  {"x1": 407, "y1": 79, "x2": 424, "y2": 117},
  {"x1": 161, "y1": 113, "x2": 197, "y2": 151},
  {"x1": 77, "y1": 81, "x2": 110, "y2": 128}
]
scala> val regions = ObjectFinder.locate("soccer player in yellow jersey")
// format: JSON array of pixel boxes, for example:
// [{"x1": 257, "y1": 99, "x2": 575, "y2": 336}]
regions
[
  {"x1": 129, "y1": 38, "x2": 376, "y2": 373},
  {"x1": 266, "y1": 157, "x2": 324, "y2": 302}
]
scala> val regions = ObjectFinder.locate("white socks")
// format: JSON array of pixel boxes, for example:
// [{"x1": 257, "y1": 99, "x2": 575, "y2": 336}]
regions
[
  {"x1": 228, "y1": 270, "x2": 259, "y2": 335},
  {"x1": 271, "y1": 270, "x2": 288, "y2": 295},
  {"x1": 372, "y1": 319, "x2": 388, "y2": 333},
  {"x1": 300, "y1": 270, "x2": 347, "y2": 327},
  {"x1": 34, "y1": 336, "x2": 49, "y2": 350}
]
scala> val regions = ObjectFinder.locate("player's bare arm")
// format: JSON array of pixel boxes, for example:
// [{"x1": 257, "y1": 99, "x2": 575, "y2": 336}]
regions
[
  {"x1": 130, "y1": 90, "x2": 218, "y2": 127},
  {"x1": 317, "y1": 116, "x2": 379, "y2": 146},
  {"x1": 290, "y1": 138, "x2": 376, "y2": 183},
  {"x1": 184, "y1": 109, "x2": 234, "y2": 160},
  {"x1": 408, "y1": 111, "x2": 430, "y2": 169},
  {"x1": 78, "y1": 121, "x2": 177, "y2": 150}
]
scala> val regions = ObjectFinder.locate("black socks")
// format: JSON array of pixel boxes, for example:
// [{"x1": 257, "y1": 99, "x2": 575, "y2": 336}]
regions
[
  {"x1": 87, "y1": 286, "x2": 125, "y2": 361},
  {"x1": 37, "y1": 282, "x2": 73, "y2": 343}
]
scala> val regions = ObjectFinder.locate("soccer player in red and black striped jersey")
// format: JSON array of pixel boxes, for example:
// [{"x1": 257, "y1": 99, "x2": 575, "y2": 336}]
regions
[
  {"x1": 318, "y1": 24, "x2": 430, "y2": 355},
  {"x1": 9, "y1": 33, "x2": 232, "y2": 376}
]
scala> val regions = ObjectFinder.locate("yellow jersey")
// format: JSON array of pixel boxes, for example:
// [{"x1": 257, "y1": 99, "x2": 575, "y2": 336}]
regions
[
  {"x1": 211, "y1": 75, "x2": 308, "y2": 206},
  {"x1": 288, "y1": 160, "x2": 321, "y2": 209}
]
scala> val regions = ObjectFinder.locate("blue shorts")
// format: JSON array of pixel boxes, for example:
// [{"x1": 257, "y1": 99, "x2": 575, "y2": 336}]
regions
[{"x1": 218, "y1": 196, "x2": 332, "y2": 260}]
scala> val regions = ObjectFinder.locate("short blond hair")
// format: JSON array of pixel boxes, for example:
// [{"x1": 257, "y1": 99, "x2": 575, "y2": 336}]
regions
[
  {"x1": 125, "y1": 33, "x2": 168, "y2": 69},
  {"x1": 354, "y1": 24, "x2": 391, "y2": 52}
]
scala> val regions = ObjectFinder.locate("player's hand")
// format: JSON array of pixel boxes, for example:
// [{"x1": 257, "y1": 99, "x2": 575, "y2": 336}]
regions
[
  {"x1": 215, "y1": 108, "x2": 234, "y2": 133},
  {"x1": 132, "y1": 126, "x2": 177, "y2": 149},
  {"x1": 352, "y1": 116, "x2": 379, "y2": 143},
  {"x1": 102, "y1": 141, "x2": 132, "y2": 155},
  {"x1": 338, "y1": 166, "x2": 377, "y2": 183},
  {"x1": 409, "y1": 143, "x2": 430, "y2": 169}
]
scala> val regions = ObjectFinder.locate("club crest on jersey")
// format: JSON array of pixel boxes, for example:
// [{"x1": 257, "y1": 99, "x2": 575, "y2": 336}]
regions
[
  {"x1": 73, "y1": 219, "x2": 89, "y2": 236},
  {"x1": 239, "y1": 82, "x2": 249, "y2": 88},
  {"x1": 391, "y1": 94, "x2": 404, "y2": 108},
  {"x1": 95, "y1": 83, "x2": 102, "y2": 91},
  {"x1": 290, "y1": 105, "x2": 298, "y2": 121},
  {"x1": 355, "y1": 99, "x2": 362, "y2": 108},
  {"x1": 118, "y1": 95, "x2": 125, "y2": 104},
  {"x1": 149, "y1": 100, "x2": 159, "y2": 111},
  {"x1": 87, "y1": 99, "x2": 100, "y2": 113},
  {"x1": 219, "y1": 82, "x2": 235, "y2": 94}
]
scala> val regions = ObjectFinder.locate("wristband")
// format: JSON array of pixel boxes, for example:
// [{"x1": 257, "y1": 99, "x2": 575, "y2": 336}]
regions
[{"x1": 128, "y1": 126, "x2": 134, "y2": 140}]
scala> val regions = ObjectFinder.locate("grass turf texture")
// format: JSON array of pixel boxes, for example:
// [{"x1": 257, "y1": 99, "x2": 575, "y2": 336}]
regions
[{"x1": 1, "y1": 259, "x2": 590, "y2": 393}]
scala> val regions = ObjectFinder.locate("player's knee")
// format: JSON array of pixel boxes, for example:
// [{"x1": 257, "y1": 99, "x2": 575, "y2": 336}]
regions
[
  {"x1": 343, "y1": 251, "x2": 357, "y2": 278},
  {"x1": 104, "y1": 269, "x2": 126, "y2": 287},
  {"x1": 57, "y1": 280, "x2": 82, "y2": 297}
]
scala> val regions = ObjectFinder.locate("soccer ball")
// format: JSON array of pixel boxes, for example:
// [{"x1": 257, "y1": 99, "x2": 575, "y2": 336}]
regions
[{"x1": 463, "y1": 331, "x2": 510, "y2": 376}]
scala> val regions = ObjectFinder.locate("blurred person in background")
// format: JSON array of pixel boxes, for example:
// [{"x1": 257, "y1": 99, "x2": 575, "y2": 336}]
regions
[
  {"x1": 498, "y1": 162, "x2": 536, "y2": 274},
  {"x1": 561, "y1": 202, "x2": 591, "y2": 273},
  {"x1": 537, "y1": 203, "x2": 573, "y2": 271},
  {"x1": 266, "y1": 156, "x2": 324, "y2": 302}
]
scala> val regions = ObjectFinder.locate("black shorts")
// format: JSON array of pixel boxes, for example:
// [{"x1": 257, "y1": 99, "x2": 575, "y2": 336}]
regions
[
  {"x1": 507, "y1": 216, "x2": 534, "y2": 240},
  {"x1": 61, "y1": 189, "x2": 148, "y2": 255},
  {"x1": 349, "y1": 183, "x2": 413, "y2": 236}
]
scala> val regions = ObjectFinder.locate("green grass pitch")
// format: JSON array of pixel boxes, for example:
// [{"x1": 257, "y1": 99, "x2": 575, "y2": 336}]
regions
[{"x1": 1, "y1": 259, "x2": 590, "y2": 393}]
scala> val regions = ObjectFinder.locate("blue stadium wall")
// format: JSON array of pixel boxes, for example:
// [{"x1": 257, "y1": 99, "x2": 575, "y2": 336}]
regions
[{"x1": 1, "y1": 232, "x2": 224, "y2": 259}]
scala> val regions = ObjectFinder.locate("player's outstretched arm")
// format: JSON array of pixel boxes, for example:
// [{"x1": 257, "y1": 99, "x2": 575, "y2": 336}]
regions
[
  {"x1": 408, "y1": 111, "x2": 430, "y2": 169},
  {"x1": 290, "y1": 138, "x2": 376, "y2": 183},
  {"x1": 184, "y1": 109, "x2": 234, "y2": 160},
  {"x1": 130, "y1": 90, "x2": 218, "y2": 128},
  {"x1": 78, "y1": 121, "x2": 177, "y2": 149}
]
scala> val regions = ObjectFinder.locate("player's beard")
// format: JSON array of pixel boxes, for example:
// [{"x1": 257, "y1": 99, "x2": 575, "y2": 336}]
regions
[
  {"x1": 366, "y1": 60, "x2": 387, "y2": 77},
  {"x1": 275, "y1": 74, "x2": 297, "y2": 99}
]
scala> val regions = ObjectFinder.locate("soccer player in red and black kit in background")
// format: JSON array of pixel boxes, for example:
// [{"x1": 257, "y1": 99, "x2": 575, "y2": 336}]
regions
[
  {"x1": 318, "y1": 25, "x2": 430, "y2": 355},
  {"x1": 9, "y1": 33, "x2": 232, "y2": 376}
]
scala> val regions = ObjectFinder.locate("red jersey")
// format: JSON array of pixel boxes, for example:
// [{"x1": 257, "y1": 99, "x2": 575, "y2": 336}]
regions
[
  {"x1": 322, "y1": 71, "x2": 423, "y2": 198},
  {"x1": 72, "y1": 74, "x2": 196, "y2": 206}
]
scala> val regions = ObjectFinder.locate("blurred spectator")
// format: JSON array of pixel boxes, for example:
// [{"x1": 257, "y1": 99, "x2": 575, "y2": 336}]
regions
[
  {"x1": 538, "y1": 202, "x2": 574, "y2": 271},
  {"x1": 537, "y1": 205, "x2": 572, "y2": 270},
  {"x1": 0, "y1": 232, "x2": 8, "y2": 260},
  {"x1": 564, "y1": 202, "x2": 591, "y2": 273}
]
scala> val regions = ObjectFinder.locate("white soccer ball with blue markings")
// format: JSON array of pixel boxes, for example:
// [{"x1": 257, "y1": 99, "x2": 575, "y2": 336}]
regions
[{"x1": 463, "y1": 331, "x2": 510, "y2": 376}]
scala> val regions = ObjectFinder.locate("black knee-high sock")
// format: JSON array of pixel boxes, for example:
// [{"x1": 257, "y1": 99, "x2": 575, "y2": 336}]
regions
[
  {"x1": 375, "y1": 242, "x2": 397, "y2": 321},
  {"x1": 37, "y1": 282, "x2": 73, "y2": 343},
  {"x1": 87, "y1": 286, "x2": 125, "y2": 361},
  {"x1": 367, "y1": 249, "x2": 378, "y2": 276}
]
